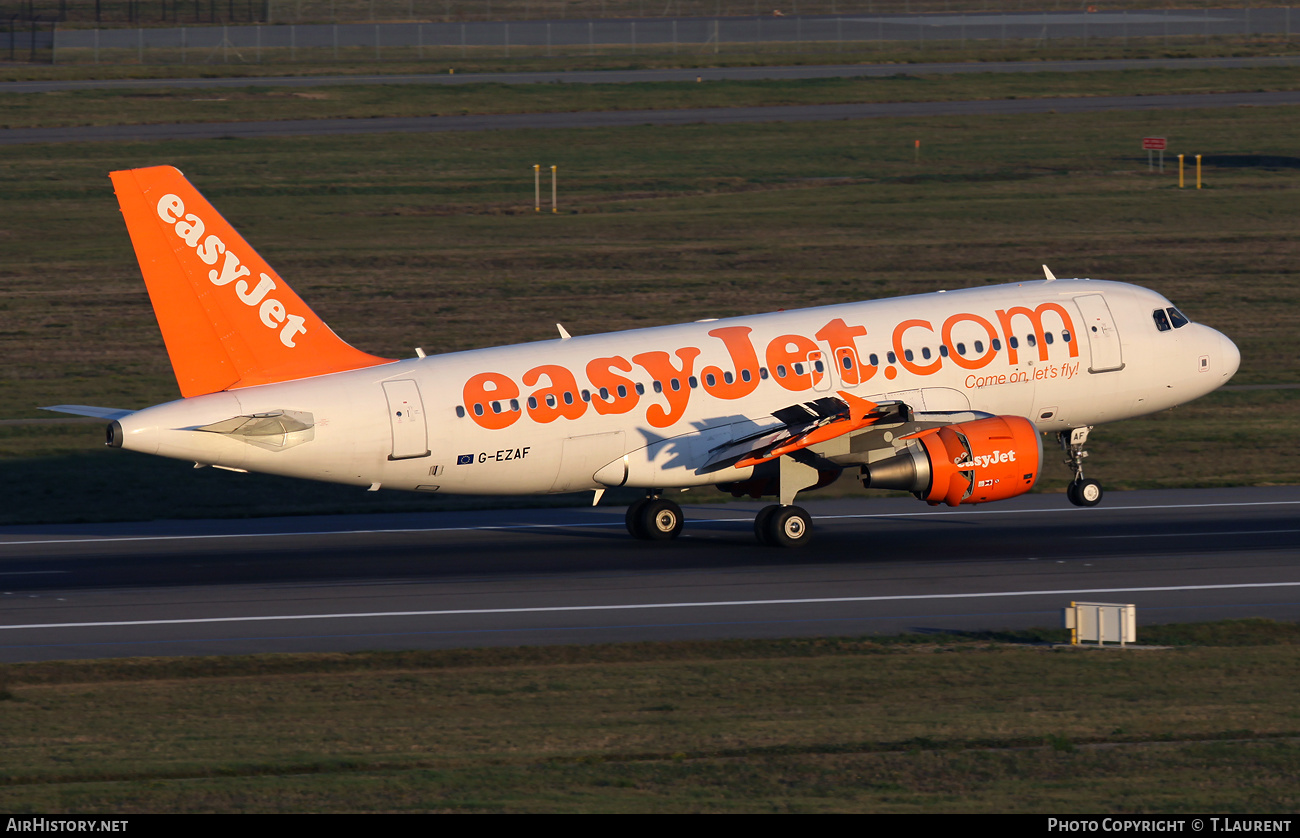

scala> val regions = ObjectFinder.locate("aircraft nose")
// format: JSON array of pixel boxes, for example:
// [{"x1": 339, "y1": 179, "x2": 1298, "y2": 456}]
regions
[{"x1": 1221, "y1": 331, "x2": 1241, "y2": 381}]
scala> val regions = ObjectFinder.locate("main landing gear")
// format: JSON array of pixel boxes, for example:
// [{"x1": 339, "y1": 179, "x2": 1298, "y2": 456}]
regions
[
  {"x1": 1060, "y1": 426, "x2": 1104, "y2": 508},
  {"x1": 753, "y1": 504, "x2": 813, "y2": 548},
  {"x1": 624, "y1": 493, "x2": 813, "y2": 547},
  {"x1": 626, "y1": 494, "x2": 684, "y2": 541},
  {"x1": 750, "y1": 454, "x2": 820, "y2": 547},
  {"x1": 624, "y1": 452, "x2": 821, "y2": 547}
]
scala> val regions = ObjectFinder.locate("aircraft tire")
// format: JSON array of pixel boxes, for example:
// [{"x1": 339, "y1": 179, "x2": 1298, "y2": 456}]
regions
[
  {"x1": 754, "y1": 505, "x2": 780, "y2": 546},
  {"x1": 625, "y1": 499, "x2": 651, "y2": 539},
  {"x1": 639, "y1": 498, "x2": 684, "y2": 541},
  {"x1": 1069, "y1": 478, "x2": 1103, "y2": 507},
  {"x1": 767, "y1": 505, "x2": 813, "y2": 548}
]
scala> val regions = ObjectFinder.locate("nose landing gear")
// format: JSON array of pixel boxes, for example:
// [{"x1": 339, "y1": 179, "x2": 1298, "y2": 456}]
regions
[
  {"x1": 1067, "y1": 477, "x2": 1103, "y2": 507},
  {"x1": 1060, "y1": 426, "x2": 1104, "y2": 507}
]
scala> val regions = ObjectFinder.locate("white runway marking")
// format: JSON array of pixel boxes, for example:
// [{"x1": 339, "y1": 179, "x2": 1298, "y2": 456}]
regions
[
  {"x1": 3, "y1": 581, "x2": 1298, "y2": 631},
  {"x1": 2, "y1": 499, "x2": 1298, "y2": 548},
  {"x1": 1086, "y1": 529, "x2": 1300, "y2": 539}
]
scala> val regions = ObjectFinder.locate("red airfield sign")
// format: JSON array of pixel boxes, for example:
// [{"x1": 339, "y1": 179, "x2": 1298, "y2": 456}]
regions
[{"x1": 1143, "y1": 137, "x2": 1168, "y2": 151}]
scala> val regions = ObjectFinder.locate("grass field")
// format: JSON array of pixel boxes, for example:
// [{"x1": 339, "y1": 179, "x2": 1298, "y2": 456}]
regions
[
  {"x1": 1, "y1": 621, "x2": 1297, "y2": 813},
  {"x1": 2, "y1": 82, "x2": 1298, "y2": 522}
]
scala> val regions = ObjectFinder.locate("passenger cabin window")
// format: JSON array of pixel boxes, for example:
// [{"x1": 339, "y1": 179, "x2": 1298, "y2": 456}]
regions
[{"x1": 1153, "y1": 309, "x2": 1172, "y2": 332}]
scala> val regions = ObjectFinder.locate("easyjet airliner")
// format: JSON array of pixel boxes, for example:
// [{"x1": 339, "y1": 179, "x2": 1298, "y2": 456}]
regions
[{"x1": 46, "y1": 167, "x2": 1240, "y2": 546}]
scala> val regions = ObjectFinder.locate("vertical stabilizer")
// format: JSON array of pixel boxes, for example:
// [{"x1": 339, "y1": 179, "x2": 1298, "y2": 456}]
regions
[{"x1": 111, "y1": 166, "x2": 392, "y2": 398}]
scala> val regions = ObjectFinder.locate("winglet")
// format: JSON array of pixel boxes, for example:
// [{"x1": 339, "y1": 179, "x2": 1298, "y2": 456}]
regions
[
  {"x1": 110, "y1": 166, "x2": 393, "y2": 398},
  {"x1": 1042, "y1": 264, "x2": 1057, "y2": 281}
]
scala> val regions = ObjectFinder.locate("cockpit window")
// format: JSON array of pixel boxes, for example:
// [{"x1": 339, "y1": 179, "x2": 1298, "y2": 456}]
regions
[
  {"x1": 1152, "y1": 309, "x2": 1171, "y2": 332},
  {"x1": 1167, "y1": 307, "x2": 1189, "y2": 329}
]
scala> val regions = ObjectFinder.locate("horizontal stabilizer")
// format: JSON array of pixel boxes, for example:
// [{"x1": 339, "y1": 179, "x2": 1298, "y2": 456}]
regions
[{"x1": 41, "y1": 404, "x2": 134, "y2": 420}]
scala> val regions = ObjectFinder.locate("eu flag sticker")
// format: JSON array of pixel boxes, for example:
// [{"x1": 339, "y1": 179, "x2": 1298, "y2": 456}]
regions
[{"x1": 456, "y1": 454, "x2": 474, "y2": 466}]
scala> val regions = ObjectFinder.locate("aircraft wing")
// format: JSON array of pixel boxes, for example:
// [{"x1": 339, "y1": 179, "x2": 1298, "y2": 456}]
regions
[
  {"x1": 41, "y1": 405, "x2": 135, "y2": 421},
  {"x1": 700, "y1": 392, "x2": 905, "y2": 472}
]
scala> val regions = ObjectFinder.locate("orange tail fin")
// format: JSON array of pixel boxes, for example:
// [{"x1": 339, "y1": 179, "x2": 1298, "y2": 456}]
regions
[{"x1": 111, "y1": 166, "x2": 392, "y2": 398}]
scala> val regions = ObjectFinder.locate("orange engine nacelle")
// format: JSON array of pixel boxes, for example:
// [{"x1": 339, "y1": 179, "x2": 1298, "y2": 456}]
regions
[{"x1": 861, "y1": 416, "x2": 1042, "y2": 507}]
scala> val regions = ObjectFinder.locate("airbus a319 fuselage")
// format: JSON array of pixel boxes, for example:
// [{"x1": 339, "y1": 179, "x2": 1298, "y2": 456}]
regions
[{"x1": 48, "y1": 166, "x2": 1240, "y2": 547}]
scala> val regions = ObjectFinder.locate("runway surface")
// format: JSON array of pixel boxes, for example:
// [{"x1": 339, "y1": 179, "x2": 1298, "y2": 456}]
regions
[
  {"x1": 7, "y1": 52, "x2": 1299, "y2": 146},
  {"x1": 8, "y1": 55, "x2": 1300, "y2": 94},
  {"x1": 41, "y1": 8, "x2": 1300, "y2": 56},
  {"x1": 6, "y1": 89, "x2": 1299, "y2": 146},
  {"x1": 1, "y1": 486, "x2": 1297, "y2": 662}
]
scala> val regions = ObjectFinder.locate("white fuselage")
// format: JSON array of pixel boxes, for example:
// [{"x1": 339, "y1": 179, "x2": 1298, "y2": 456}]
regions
[{"x1": 114, "y1": 278, "x2": 1239, "y2": 496}]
